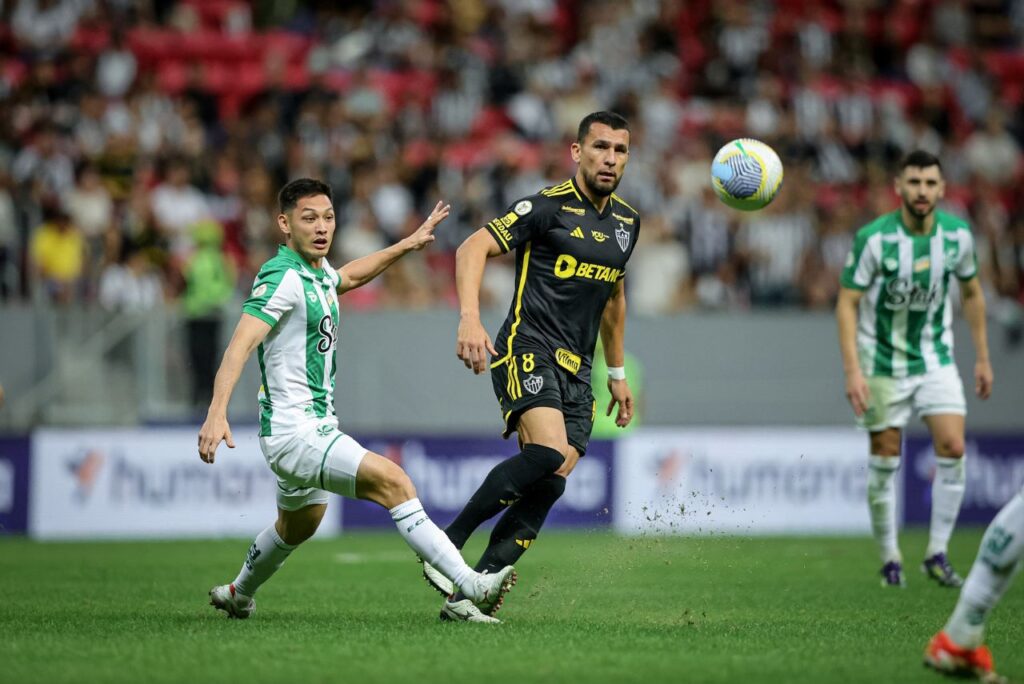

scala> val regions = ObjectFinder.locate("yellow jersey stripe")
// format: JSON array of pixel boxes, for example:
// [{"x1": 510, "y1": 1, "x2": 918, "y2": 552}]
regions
[
  {"x1": 486, "y1": 224, "x2": 510, "y2": 252},
  {"x1": 509, "y1": 358, "x2": 521, "y2": 400},
  {"x1": 568, "y1": 180, "x2": 582, "y2": 202},
  {"x1": 541, "y1": 180, "x2": 573, "y2": 196},
  {"x1": 505, "y1": 358, "x2": 514, "y2": 399},
  {"x1": 611, "y1": 193, "x2": 637, "y2": 214},
  {"x1": 490, "y1": 242, "x2": 532, "y2": 368}
]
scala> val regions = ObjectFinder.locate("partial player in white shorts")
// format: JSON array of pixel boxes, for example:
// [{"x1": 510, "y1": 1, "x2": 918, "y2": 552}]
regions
[
  {"x1": 856, "y1": 364, "x2": 973, "y2": 588},
  {"x1": 857, "y1": 364, "x2": 966, "y2": 432},
  {"x1": 259, "y1": 418, "x2": 367, "y2": 510}
]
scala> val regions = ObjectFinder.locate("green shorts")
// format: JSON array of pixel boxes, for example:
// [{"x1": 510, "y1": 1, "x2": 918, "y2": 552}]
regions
[{"x1": 490, "y1": 348, "x2": 596, "y2": 456}]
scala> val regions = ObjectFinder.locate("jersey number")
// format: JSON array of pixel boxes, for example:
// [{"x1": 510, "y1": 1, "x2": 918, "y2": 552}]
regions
[
  {"x1": 317, "y1": 315, "x2": 337, "y2": 353},
  {"x1": 521, "y1": 353, "x2": 535, "y2": 372}
]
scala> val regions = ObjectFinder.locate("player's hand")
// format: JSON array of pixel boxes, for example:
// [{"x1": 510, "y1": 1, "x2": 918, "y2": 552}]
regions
[
  {"x1": 606, "y1": 378, "x2": 634, "y2": 428},
  {"x1": 845, "y1": 370, "x2": 870, "y2": 417},
  {"x1": 975, "y1": 360, "x2": 993, "y2": 400},
  {"x1": 456, "y1": 314, "x2": 497, "y2": 374},
  {"x1": 403, "y1": 201, "x2": 450, "y2": 252},
  {"x1": 198, "y1": 413, "x2": 235, "y2": 464}
]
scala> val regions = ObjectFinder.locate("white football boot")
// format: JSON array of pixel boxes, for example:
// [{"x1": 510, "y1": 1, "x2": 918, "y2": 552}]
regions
[
  {"x1": 461, "y1": 565, "x2": 517, "y2": 615},
  {"x1": 440, "y1": 598, "x2": 501, "y2": 624},
  {"x1": 209, "y1": 584, "x2": 255, "y2": 619},
  {"x1": 420, "y1": 559, "x2": 455, "y2": 597}
]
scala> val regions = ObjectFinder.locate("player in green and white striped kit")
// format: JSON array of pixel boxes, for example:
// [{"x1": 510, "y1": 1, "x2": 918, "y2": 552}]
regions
[
  {"x1": 198, "y1": 179, "x2": 516, "y2": 623},
  {"x1": 836, "y1": 151, "x2": 994, "y2": 589}
]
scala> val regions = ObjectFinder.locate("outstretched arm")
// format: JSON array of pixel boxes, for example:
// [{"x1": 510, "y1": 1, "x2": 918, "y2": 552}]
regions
[
  {"x1": 198, "y1": 313, "x2": 272, "y2": 463},
  {"x1": 337, "y1": 201, "x2": 450, "y2": 294},
  {"x1": 600, "y1": 278, "x2": 634, "y2": 427},
  {"x1": 960, "y1": 276, "x2": 993, "y2": 399},
  {"x1": 836, "y1": 286, "x2": 869, "y2": 416},
  {"x1": 455, "y1": 228, "x2": 503, "y2": 374}
]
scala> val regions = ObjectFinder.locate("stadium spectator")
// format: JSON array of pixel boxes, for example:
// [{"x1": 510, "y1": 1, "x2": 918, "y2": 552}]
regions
[
  {"x1": 736, "y1": 177, "x2": 815, "y2": 307},
  {"x1": 12, "y1": 123, "x2": 75, "y2": 203},
  {"x1": 0, "y1": 171, "x2": 18, "y2": 300},
  {"x1": 64, "y1": 161, "x2": 114, "y2": 291},
  {"x1": 97, "y1": 240, "x2": 164, "y2": 312},
  {"x1": 182, "y1": 220, "x2": 236, "y2": 408},
  {"x1": 12, "y1": 0, "x2": 92, "y2": 53},
  {"x1": 149, "y1": 156, "x2": 210, "y2": 258},
  {"x1": 629, "y1": 213, "x2": 693, "y2": 315},
  {"x1": 29, "y1": 204, "x2": 85, "y2": 304},
  {"x1": 95, "y1": 29, "x2": 137, "y2": 99},
  {"x1": 964, "y1": 107, "x2": 1023, "y2": 187}
]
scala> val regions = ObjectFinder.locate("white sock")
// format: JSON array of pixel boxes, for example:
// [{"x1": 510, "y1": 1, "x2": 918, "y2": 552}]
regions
[
  {"x1": 945, "y1": 492, "x2": 1024, "y2": 648},
  {"x1": 390, "y1": 498, "x2": 476, "y2": 593},
  {"x1": 867, "y1": 455, "x2": 901, "y2": 563},
  {"x1": 232, "y1": 525, "x2": 296, "y2": 597},
  {"x1": 928, "y1": 456, "x2": 966, "y2": 557}
]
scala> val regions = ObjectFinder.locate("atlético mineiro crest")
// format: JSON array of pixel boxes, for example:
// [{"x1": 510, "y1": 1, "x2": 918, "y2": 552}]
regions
[
  {"x1": 615, "y1": 223, "x2": 630, "y2": 252},
  {"x1": 523, "y1": 374, "x2": 544, "y2": 395}
]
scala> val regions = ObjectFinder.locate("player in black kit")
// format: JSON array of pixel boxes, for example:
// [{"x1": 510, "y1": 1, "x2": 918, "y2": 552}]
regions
[{"x1": 422, "y1": 111, "x2": 639, "y2": 623}]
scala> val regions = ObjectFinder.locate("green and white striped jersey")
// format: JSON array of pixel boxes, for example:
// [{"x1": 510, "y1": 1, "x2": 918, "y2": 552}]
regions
[
  {"x1": 242, "y1": 246, "x2": 341, "y2": 436},
  {"x1": 840, "y1": 210, "x2": 977, "y2": 379}
]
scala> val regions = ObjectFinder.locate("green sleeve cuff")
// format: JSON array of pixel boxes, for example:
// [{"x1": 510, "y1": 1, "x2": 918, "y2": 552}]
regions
[
  {"x1": 242, "y1": 307, "x2": 278, "y2": 327},
  {"x1": 839, "y1": 277, "x2": 867, "y2": 291}
]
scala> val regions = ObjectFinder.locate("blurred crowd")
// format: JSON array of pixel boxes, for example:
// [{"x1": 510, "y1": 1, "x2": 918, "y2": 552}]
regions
[{"x1": 1, "y1": 0, "x2": 1023, "y2": 325}]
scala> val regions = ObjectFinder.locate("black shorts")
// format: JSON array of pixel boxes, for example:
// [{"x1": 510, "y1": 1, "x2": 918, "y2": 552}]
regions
[{"x1": 490, "y1": 348, "x2": 596, "y2": 456}]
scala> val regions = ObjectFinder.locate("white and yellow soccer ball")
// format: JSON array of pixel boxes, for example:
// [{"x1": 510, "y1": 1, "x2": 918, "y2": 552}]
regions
[{"x1": 710, "y1": 138, "x2": 784, "y2": 211}]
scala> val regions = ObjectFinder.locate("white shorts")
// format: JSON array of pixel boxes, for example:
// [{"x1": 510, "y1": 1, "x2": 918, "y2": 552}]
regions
[
  {"x1": 858, "y1": 364, "x2": 967, "y2": 432},
  {"x1": 259, "y1": 419, "x2": 368, "y2": 511}
]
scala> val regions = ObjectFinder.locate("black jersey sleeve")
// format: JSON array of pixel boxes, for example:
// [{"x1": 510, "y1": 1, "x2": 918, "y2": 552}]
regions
[{"x1": 483, "y1": 196, "x2": 551, "y2": 254}]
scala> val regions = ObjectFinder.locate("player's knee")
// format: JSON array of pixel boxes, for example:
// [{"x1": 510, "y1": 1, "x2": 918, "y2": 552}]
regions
[
  {"x1": 378, "y1": 464, "x2": 417, "y2": 507},
  {"x1": 935, "y1": 436, "x2": 964, "y2": 458},
  {"x1": 870, "y1": 432, "x2": 901, "y2": 457},
  {"x1": 522, "y1": 443, "x2": 567, "y2": 473},
  {"x1": 536, "y1": 472, "x2": 567, "y2": 500},
  {"x1": 276, "y1": 507, "x2": 324, "y2": 545}
]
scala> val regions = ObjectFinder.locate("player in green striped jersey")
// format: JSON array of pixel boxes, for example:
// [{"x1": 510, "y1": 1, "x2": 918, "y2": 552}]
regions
[
  {"x1": 197, "y1": 179, "x2": 516, "y2": 623},
  {"x1": 837, "y1": 151, "x2": 994, "y2": 589}
]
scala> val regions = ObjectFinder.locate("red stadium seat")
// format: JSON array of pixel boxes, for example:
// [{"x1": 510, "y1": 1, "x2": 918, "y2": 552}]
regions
[
  {"x1": 69, "y1": 26, "x2": 110, "y2": 54},
  {"x1": 127, "y1": 27, "x2": 178, "y2": 66},
  {"x1": 181, "y1": 0, "x2": 250, "y2": 32},
  {"x1": 155, "y1": 60, "x2": 188, "y2": 94}
]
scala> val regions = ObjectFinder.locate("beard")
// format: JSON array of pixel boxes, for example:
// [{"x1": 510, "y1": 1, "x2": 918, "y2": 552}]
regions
[
  {"x1": 581, "y1": 167, "x2": 621, "y2": 198},
  {"x1": 902, "y1": 196, "x2": 935, "y2": 219}
]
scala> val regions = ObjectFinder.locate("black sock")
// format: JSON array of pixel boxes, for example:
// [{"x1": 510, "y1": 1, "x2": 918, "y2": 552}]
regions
[
  {"x1": 474, "y1": 472, "x2": 567, "y2": 574},
  {"x1": 444, "y1": 443, "x2": 564, "y2": 550}
]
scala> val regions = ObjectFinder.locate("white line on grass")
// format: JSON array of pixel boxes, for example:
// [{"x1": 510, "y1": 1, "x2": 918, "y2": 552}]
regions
[{"x1": 334, "y1": 551, "x2": 415, "y2": 564}]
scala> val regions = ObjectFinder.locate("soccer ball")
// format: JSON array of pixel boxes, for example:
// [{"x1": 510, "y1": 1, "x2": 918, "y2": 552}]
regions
[{"x1": 710, "y1": 138, "x2": 784, "y2": 211}]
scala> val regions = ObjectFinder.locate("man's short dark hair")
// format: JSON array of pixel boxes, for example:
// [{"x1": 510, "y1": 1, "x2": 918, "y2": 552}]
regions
[
  {"x1": 577, "y1": 111, "x2": 630, "y2": 143},
  {"x1": 900, "y1": 150, "x2": 942, "y2": 173},
  {"x1": 278, "y1": 178, "x2": 333, "y2": 215}
]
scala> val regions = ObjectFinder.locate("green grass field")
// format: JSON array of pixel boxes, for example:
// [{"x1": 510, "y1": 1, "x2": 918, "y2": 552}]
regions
[{"x1": 1, "y1": 529, "x2": 1020, "y2": 684}]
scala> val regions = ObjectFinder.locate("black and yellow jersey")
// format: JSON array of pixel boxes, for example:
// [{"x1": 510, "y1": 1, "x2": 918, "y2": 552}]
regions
[{"x1": 484, "y1": 177, "x2": 641, "y2": 384}]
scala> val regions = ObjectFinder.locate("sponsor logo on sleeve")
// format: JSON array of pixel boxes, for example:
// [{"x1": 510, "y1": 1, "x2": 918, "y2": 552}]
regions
[{"x1": 514, "y1": 200, "x2": 533, "y2": 216}]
